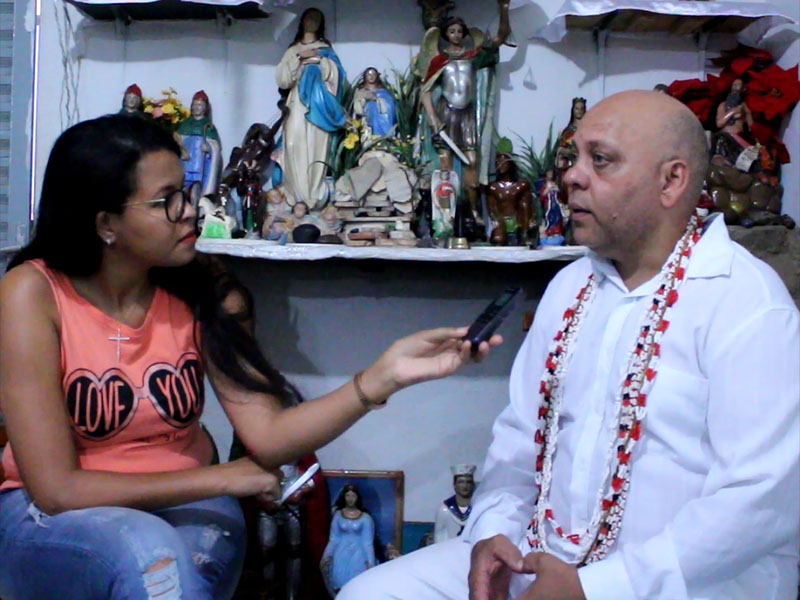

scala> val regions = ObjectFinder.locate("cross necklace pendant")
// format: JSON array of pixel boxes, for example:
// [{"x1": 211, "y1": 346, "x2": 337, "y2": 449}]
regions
[{"x1": 108, "y1": 327, "x2": 131, "y2": 363}]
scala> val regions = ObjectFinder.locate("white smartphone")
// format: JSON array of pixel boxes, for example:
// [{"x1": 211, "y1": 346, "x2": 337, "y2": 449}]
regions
[{"x1": 279, "y1": 462, "x2": 320, "y2": 505}]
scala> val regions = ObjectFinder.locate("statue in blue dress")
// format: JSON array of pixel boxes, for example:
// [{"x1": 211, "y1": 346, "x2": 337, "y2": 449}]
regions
[
  {"x1": 320, "y1": 483, "x2": 376, "y2": 596},
  {"x1": 352, "y1": 67, "x2": 397, "y2": 138}
]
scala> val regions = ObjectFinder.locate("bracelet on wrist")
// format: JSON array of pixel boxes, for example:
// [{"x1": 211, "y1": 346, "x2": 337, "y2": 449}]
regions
[{"x1": 353, "y1": 370, "x2": 389, "y2": 411}]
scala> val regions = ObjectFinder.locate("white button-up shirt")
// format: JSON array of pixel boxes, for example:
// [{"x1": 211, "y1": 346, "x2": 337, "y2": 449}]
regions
[{"x1": 462, "y1": 215, "x2": 800, "y2": 600}]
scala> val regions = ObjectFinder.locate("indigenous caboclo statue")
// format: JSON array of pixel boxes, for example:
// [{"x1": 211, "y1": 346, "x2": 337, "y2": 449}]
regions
[
  {"x1": 486, "y1": 138, "x2": 534, "y2": 246},
  {"x1": 177, "y1": 90, "x2": 222, "y2": 200},
  {"x1": 433, "y1": 463, "x2": 476, "y2": 543},
  {"x1": 416, "y1": 0, "x2": 511, "y2": 230}
]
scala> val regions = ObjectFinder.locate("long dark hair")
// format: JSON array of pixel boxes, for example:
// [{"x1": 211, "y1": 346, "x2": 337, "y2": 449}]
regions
[
  {"x1": 334, "y1": 483, "x2": 368, "y2": 513},
  {"x1": 9, "y1": 114, "x2": 295, "y2": 404},
  {"x1": 291, "y1": 8, "x2": 331, "y2": 47}
]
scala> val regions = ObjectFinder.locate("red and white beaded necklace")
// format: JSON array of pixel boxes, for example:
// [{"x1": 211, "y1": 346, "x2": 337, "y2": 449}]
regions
[{"x1": 526, "y1": 212, "x2": 703, "y2": 565}]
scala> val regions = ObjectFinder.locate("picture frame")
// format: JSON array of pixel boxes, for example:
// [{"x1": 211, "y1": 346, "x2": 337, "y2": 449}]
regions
[{"x1": 323, "y1": 469, "x2": 404, "y2": 557}]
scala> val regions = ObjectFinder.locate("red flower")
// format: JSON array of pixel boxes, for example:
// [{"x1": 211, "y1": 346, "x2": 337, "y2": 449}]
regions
[
  {"x1": 746, "y1": 64, "x2": 800, "y2": 120},
  {"x1": 669, "y1": 78, "x2": 718, "y2": 122},
  {"x1": 710, "y1": 44, "x2": 773, "y2": 73}
]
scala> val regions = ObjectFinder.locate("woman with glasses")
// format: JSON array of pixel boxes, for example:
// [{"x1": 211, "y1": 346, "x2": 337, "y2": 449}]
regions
[{"x1": 0, "y1": 114, "x2": 500, "y2": 600}]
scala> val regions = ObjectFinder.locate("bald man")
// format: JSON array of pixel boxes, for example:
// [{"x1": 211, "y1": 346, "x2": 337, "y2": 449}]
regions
[{"x1": 339, "y1": 91, "x2": 799, "y2": 600}]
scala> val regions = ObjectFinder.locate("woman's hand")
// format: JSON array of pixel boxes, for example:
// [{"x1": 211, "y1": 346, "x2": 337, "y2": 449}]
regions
[
  {"x1": 222, "y1": 457, "x2": 282, "y2": 501},
  {"x1": 362, "y1": 327, "x2": 503, "y2": 400}
]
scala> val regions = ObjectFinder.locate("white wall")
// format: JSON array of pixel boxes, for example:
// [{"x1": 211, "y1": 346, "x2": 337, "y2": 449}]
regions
[{"x1": 30, "y1": 0, "x2": 800, "y2": 521}]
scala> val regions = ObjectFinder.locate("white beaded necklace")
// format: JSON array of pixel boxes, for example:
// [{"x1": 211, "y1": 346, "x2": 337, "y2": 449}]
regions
[{"x1": 526, "y1": 213, "x2": 703, "y2": 565}]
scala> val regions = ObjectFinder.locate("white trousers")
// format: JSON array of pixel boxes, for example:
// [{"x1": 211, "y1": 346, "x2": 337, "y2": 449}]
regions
[{"x1": 337, "y1": 537, "x2": 472, "y2": 600}]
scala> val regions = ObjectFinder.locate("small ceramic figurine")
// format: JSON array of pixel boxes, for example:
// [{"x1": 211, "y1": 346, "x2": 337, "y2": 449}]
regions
[
  {"x1": 276, "y1": 7, "x2": 347, "y2": 209},
  {"x1": 431, "y1": 168, "x2": 459, "y2": 240},
  {"x1": 352, "y1": 67, "x2": 397, "y2": 138},
  {"x1": 554, "y1": 97, "x2": 586, "y2": 176},
  {"x1": 320, "y1": 484, "x2": 376, "y2": 597},
  {"x1": 177, "y1": 90, "x2": 222, "y2": 200},
  {"x1": 119, "y1": 83, "x2": 144, "y2": 116},
  {"x1": 197, "y1": 196, "x2": 236, "y2": 239},
  {"x1": 433, "y1": 464, "x2": 476, "y2": 543},
  {"x1": 712, "y1": 78, "x2": 756, "y2": 170},
  {"x1": 486, "y1": 139, "x2": 534, "y2": 246},
  {"x1": 539, "y1": 168, "x2": 569, "y2": 246},
  {"x1": 417, "y1": 0, "x2": 511, "y2": 226}
]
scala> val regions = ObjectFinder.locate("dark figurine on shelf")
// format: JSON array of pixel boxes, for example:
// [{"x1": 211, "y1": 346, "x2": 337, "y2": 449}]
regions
[
  {"x1": 177, "y1": 90, "x2": 222, "y2": 201},
  {"x1": 539, "y1": 168, "x2": 569, "y2": 246},
  {"x1": 118, "y1": 83, "x2": 144, "y2": 117},
  {"x1": 417, "y1": 0, "x2": 512, "y2": 229},
  {"x1": 486, "y1": 140, "x2": 534, "y2": 246},
  {"x1": 554, "y1": 97, "x2": 586, "y2": 178},
  {"x1": 417, "y1": 0, "x2": 455, "y2": 30}
]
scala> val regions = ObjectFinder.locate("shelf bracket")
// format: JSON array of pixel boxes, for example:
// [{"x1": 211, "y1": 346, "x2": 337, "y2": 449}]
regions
[
  {"x1": 111, "y1": 6, "x2": 131, "y2": 35},
  {"x1": 593, "y1": 26, "x2": 610, "y2": 99},
  {"x1": 693, "y1": 30, "x2": 710, "y2": 80},
  {"x1": 216, "y1": 7, "x2": 234, "y2": 28}
]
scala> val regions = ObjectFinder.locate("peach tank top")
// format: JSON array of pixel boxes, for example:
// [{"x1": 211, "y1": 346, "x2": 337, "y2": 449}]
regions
[{"x1": 1, "y1": 260, "x2": 213, "y2": 490}]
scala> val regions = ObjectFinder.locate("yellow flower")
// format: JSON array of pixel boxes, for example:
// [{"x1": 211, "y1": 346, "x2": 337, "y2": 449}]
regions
[
  {"x1": 343, "y1": 132, "x2": 359, "y2": 150},
  {"x1": 162, "y1": 103, "x2": 176, "y2": 115},
  {"x1": 144, "y1": 105, "x2": 154, "y2": 114}
]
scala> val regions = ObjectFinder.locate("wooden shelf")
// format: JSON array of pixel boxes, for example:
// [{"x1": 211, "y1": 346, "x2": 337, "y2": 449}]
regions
[
  {"x1": 196, "y1": 238, "x2": 588, "y2": 263},
  {"x1": 65, "y1": 0, "x2": 269, "y2": 22}
]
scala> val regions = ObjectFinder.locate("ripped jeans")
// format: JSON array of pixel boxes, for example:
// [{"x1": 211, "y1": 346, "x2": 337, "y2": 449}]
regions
[{"x1": 0, "y1": 488, "x2": 246, "y2": 600}]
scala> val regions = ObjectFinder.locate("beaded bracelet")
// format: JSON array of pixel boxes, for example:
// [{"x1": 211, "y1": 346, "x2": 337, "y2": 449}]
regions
[{"x1": 353, "y1": 370, "x2": 389, "y2": 410}]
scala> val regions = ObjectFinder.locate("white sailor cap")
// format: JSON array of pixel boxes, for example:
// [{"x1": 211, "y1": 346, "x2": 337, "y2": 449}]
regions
[{"x1": 451, "y1": 464, "x2": 477, "y2": 477}]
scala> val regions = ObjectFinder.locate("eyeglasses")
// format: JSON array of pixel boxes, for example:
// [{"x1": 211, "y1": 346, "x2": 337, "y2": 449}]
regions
[{"x1": 122, "y1": 188, "x2": 191, "y2": 223}]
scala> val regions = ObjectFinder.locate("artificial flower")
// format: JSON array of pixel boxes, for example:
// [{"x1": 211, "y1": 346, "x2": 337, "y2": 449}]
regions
[
  {"x1": 746, "y1": 64, "x2": 800, "y2": 121},
  {"x1": 710, "y1": 44, "x2": 773, "y2": 73},
  {"x1": 343, "y1": 131, "x2": 359, "y2": 150}
]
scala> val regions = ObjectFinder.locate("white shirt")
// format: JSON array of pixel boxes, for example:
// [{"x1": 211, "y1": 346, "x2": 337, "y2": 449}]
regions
[{"x1": 462, "y1": 216, "x2": 800, "y2": 600}]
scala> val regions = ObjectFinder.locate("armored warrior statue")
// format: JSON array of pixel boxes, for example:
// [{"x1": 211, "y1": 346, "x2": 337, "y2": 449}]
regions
[{"x1": 416, "y1": 0, "x2": 511, "y2": 229}]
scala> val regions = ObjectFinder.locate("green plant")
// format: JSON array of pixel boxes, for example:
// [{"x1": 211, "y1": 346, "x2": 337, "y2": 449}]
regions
[
  {"x1": 385, "y1": 65, "x2": 422, "y2": 142},
  {"x1": 511, "y1": 122, "x2": 558, "y2": 184}
]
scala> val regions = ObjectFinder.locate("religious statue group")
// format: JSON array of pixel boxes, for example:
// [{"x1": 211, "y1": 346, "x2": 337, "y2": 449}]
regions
[{"x1": 114, "y1": 0, "x2": 794, "y2": 253}]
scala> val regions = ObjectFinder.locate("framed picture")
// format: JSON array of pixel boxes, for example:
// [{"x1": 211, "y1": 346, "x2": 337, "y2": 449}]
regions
[{"x1": 323, "y1": 469, "x2": 404, "y2": 557}]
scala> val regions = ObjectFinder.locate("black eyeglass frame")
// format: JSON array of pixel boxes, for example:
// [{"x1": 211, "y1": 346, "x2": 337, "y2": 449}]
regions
[{"x1": 121, "y1": 188, "x2": 192, "y2": 223}]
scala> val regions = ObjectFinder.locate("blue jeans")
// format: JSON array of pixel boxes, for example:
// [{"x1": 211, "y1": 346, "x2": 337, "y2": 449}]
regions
[{"x1": 0, "y1": 488, "x2": 246, "y2": 600}]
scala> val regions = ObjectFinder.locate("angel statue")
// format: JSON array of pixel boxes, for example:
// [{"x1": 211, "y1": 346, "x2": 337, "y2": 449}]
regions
[{"x1": 416, "y1": 0, "x2": 511, "y2": 228}]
